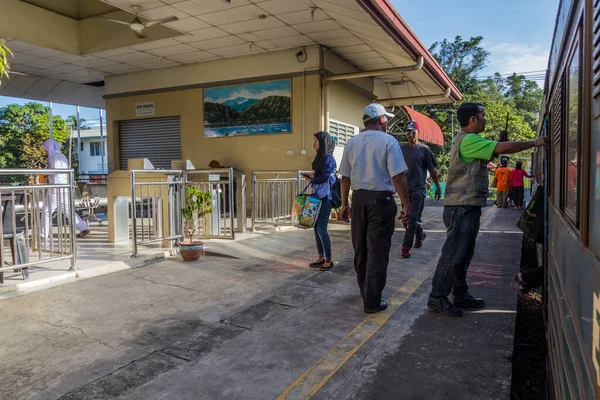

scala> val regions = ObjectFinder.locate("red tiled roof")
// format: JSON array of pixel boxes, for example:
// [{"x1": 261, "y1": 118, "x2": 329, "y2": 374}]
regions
[{"x1": 402, "y1": 106, "x2": 445, "y2": 146}]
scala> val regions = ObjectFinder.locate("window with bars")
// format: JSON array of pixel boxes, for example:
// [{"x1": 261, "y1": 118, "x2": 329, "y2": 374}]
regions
[
  {"x1": 89, "y1": 142, "x2": 105, "y2": 157},
  {"x1": 328, "y1": 120, "x2": 358, "y2": 146}
]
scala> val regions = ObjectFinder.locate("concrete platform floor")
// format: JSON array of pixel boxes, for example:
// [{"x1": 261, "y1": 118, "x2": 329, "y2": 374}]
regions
[{"x1": 0, "y1": 203, "x2": 526, "y2": 399}]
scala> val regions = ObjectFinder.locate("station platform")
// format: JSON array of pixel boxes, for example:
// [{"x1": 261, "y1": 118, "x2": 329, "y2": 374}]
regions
[{"x1": 0, "y1": 203, "x2": 526, "y2": 399}]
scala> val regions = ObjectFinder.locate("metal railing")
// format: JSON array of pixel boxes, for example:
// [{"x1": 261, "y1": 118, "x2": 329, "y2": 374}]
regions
[
  {"x1": 0, "y1": 169, "x2": 77, "y2": 283},
  {"x1": 251, "y1": 170, "x2": 312, "y2": 230},
  {"x1": 186, "y1": 168, "x2": 236, "y2": 240},
  {"x1": 130, "y1": 170, "x2": 185, "y2": 257}
]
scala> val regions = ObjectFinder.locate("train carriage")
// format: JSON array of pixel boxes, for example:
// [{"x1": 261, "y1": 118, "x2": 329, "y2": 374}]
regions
[{"x1": 538, "y1": 0, "x2": 600, "y2": 397}]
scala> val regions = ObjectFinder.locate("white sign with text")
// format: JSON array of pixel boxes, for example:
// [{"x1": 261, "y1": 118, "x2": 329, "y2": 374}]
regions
[{"x1": 135, "y1": 102, "x2": 155, "y2": 116}]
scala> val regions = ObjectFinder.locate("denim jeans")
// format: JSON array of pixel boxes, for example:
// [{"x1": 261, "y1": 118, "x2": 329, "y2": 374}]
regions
[
  {"x1": 314, "y1": 197, "x2": 332, "y2": 259},
  {"x1": 430, "y1": 205, "x2": 481, "y2": 302},
  {"x1": 402, "y1": 194, "x2": 425, "y2": 248}
]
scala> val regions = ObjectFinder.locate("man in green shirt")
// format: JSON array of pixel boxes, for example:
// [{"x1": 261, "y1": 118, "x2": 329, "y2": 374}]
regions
[{"x1": 427, "y1": 102, "x2": 548, "y2": 317}]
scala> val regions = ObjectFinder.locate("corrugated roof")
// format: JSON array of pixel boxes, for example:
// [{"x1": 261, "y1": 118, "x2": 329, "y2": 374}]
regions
[{"x1": 402, "y1": 106, "x2": 444, "y2": 146}]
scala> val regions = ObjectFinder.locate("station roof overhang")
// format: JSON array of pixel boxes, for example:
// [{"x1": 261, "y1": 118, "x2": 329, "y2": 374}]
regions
[{"x1": 0, "y1": 0, "x2": 461, "y2": 109}]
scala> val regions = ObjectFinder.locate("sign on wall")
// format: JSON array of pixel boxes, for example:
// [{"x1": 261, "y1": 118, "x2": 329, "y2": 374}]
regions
[
  {"x1": 204, "y1": 79, "x2": 291, "y2": 138},
  {"x1": 136, "y1": 102, "x2": 155, "y2": 117}
]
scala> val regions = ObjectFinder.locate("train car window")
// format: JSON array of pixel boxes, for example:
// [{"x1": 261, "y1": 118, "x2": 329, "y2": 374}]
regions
[{"x1": 563, "y1": 46, "x2": 581, "y2": 225}]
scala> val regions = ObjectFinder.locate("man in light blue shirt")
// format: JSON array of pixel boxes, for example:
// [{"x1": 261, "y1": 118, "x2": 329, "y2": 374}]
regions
[{"x1": 339, "y1": 103, "x2": 411, "y2": 314}]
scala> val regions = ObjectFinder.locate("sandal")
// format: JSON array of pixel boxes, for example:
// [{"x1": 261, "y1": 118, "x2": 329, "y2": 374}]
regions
[
  {"x1": 514, "y1": 274, "x2": 530, "y2": 295},
  {"x1": 319, "y1": 261, "x2": 334, "y2": 271},
  {"x1": 77, "y1": 229, "x2": 90, "y2": 238},
  {"x1": 309, "y1": 259, "x2": 325, "y2": 268}
]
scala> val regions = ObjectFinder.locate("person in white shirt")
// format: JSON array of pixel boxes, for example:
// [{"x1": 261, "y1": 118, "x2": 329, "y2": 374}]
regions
[
  {"x1": 41, "y1": 139, "x2": 89, "y2": 243},
  {"x1": 339, "y1": 103, "x2": 411, "y2": 314}
]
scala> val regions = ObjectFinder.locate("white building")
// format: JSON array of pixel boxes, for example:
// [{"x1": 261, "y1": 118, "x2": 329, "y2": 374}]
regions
[{"x1": 71, "y1": 129, "x2": 107, "y2": 175}]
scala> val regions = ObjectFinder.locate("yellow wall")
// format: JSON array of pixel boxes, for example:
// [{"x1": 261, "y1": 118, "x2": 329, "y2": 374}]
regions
[
  {"x1": 328, "y1": 81, "x2": 374, "y2": 130},
  {"x1": 105, "y1": 75, "x2": 322, "y2": 176}
]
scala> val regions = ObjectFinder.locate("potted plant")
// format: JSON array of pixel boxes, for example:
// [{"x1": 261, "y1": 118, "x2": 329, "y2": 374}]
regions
[{"x1": 180, "y1": 186, "x2": 212, "y2": 261}]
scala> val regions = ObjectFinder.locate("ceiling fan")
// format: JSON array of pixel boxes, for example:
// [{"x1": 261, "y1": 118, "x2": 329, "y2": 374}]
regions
[{"x1": 95, "y1": 5, "x2": 178, "y2": 39}]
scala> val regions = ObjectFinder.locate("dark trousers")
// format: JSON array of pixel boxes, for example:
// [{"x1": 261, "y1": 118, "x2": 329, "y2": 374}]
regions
[
  {"x1": 402, "y1": 194, "x2": 425, "y2": 248},
  {"x1": 314, "y1": 197, "x2": 332, "y2": 259},
  {"x1": 430, "y1": 206, "x2": 481, "y2": 302},
  {"x1": 351, "y1": 190, "x2": 397, "y2": 309},
  {"x1": 512, "y1": 186, "x2": 525, "y2": 207}
]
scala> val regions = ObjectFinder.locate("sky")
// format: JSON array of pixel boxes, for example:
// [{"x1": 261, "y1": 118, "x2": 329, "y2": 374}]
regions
[
  {"x1": 391, "y1": 0, "x2": 560, "y2": 78},
  {"x1": 1, "y1": 0, "x2": 560, "y2": 112}
]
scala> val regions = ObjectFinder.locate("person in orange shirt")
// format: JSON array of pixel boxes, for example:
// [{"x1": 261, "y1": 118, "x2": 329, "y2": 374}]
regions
[{"x1": 493, "y1": 156, "x2": 512, "y2": 208}]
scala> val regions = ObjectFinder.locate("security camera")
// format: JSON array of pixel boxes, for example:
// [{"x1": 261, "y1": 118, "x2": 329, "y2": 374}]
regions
[{"x1": 296, "y1": 48, "x2": 307, "y2": 63}]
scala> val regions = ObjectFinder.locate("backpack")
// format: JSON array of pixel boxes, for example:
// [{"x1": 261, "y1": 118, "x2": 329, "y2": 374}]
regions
[{"x1": 331, "y1": 175, "x2": 342, "y2": 209}]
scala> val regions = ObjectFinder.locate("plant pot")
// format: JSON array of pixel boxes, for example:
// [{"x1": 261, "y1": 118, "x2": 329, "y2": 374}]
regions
[{"x1": 179, "y1": 240, "x2": 204, "y2": 261}]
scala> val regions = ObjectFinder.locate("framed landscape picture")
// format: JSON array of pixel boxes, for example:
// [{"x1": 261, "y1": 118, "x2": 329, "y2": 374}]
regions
[{"x1": 204, "y1": 79, "x2": 291, "y2": 138}]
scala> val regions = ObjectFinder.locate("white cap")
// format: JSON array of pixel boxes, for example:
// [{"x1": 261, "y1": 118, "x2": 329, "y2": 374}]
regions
[{"x1": 363, "y1": 103, "x2": 395, "y2": 120}]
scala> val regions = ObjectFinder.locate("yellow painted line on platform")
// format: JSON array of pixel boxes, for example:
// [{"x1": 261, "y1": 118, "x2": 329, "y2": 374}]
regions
[
  {"x1": 276, "y1": 255, "x2": 439, "y2": 400},
  {"x1": 276, "y1": 206, "x2": 498, "y2": 400}
]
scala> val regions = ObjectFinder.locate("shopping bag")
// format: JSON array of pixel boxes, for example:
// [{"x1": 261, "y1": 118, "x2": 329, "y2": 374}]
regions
[
  {"x1": 517, "y1": 186, "x2": 544, "y2": 244},
  {"x1": 292, "y1": 184, "x2": 322, "y2": 229}
]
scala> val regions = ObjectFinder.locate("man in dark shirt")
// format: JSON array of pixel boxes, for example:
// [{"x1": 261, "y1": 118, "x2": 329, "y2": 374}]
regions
[{"x1": 400, "y1": 121, "x2": 441, "y2": 258}]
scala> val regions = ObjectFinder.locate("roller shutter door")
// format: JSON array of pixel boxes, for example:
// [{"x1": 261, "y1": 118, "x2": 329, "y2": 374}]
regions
[{"x1": 119, "y1": 116, "x2": 181, "y2": 170}]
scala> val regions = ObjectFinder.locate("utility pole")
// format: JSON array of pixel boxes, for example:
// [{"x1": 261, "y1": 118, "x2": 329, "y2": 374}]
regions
[
  {"x1": 99, "y1": 109, "x2": 105, "y2": 174},
  {"x1": 76, "y1": 106, "x2": 81, "y2": 175},
  {"x1": 49, "y1": 102, "x2": 53, "y2": 139}
]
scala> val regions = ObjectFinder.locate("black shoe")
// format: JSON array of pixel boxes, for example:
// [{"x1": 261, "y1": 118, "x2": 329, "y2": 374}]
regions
[
  {"x1": 427, "y1": 298, "x2": 462, "y2": 317},
  {"x1": 453, "y1": 294, "x2": 485, "y2": 309},
  {"x1": 414, "y1": 233, "x2": 426, "y2": 248},
  {"x1": 309, "y1": 259, "x2": 325, "y2": 268},
  {"x1": 364, "y1": 300, "x2": 388, "y2": 314}
]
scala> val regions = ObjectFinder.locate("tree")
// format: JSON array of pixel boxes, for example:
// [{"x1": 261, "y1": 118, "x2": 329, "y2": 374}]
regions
[
  {"x1": 0, "y1": 103, "x2": 70, "y2": 169},
  {"x1": 0, "y1": 41, "x2": 12, "y2": 85},
  {"x1": 409, "y1": 36, "x2": 542, "y2": 180},
  {"x1": 66, "y1": 115, "x2": 91, "y2": 131},
  {"x1": 429, "y1": 36, "x2": 490, "y2": 94}
]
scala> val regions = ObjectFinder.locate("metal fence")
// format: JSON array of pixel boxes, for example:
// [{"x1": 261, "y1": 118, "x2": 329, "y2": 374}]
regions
[
  {"x1": 251, "y1": 170, "x2": 312, "y2": 230},
  {"x1": 130, "y1": 170, "x2": 185, "y2": 257},
  {"x1": 0, "y1": 169, "x2": 77, "y2": 283},
  {"x1": 186, "y1": 168, "x2": 237, "y2": 240}
]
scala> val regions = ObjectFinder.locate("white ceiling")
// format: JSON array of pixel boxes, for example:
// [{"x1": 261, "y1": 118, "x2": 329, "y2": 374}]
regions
[{"x1": 1, "y1": 0, "x2": 456, "y2": 107}]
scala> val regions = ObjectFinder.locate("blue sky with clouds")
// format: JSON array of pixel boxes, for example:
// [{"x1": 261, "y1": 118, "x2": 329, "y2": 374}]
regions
[{"x1": 391, "y1": 0, "x2": 560, "y2": 77}]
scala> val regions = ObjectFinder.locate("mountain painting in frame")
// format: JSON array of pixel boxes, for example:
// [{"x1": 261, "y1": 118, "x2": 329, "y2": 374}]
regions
[{"x1": 203, "y1": 79, "x2": 291, "y2": 138}]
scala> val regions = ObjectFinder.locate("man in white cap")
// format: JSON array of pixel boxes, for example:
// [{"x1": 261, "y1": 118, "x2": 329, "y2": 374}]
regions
[
  {"x1": 339, "y1": 103, "x2": 411, "y2": 314},
  {"x1": 41, "y1": 139, "x2": 90, "y2": 243}
]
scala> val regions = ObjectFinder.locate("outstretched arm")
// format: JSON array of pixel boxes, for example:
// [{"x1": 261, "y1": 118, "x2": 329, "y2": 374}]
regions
[{"x1": 494, "y1": 136, "x2": 547, "y2": 155}]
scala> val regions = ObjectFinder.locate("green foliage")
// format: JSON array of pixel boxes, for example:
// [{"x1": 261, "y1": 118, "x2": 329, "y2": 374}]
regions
[
  {"x1": 0, "y1": 103, "x2": 70, "y2": 169},
  {"x1": 66, "y1": 115, "x2": 91, "y2": 130},
  {"x1": 429, "y1": 36, "x2": 490, "y2": 94},
  {"x1": 0, "y1": 43, "x2": 12, "y2": 85},
  {"x1": 414, "y1": 36, "x2": 543, "y2": 180},
  {"x1": 182, "y1": 186, "x2": 212, "y2": 241}
]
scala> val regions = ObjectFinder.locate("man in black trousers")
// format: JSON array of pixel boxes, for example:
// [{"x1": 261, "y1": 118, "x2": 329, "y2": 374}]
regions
[{"x1": 339, "y1": 103, "x2": 411, "y2": 314}]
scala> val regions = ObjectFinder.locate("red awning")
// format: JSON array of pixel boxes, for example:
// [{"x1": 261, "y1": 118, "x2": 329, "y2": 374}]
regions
[{"x1": 402, "y1": 106, "x2": 445, "y2": 146}]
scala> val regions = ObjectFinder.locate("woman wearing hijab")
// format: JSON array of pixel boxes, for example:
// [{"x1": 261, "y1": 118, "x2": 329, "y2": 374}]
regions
[
  {"x1": 309, "y1": 131, "x2": 337, "y2": 271},
  {"x1": 41, "y1": 139, "x2": 90, "y2": 243}
]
